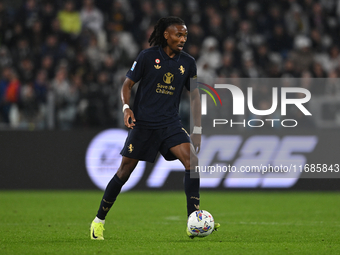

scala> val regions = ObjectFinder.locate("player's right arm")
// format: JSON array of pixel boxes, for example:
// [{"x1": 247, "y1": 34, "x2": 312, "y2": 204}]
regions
[{"x1": 121, "y1": 77, "x2": 136, "y2": 129}]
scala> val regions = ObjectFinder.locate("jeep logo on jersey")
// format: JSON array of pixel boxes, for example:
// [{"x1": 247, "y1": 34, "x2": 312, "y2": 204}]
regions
[
  {"x1": 163, "y1": 72, "x2": 174, "y2": 84},
  {"x1": 85, "y1": 129, "x2": 145, "y2": 192}
]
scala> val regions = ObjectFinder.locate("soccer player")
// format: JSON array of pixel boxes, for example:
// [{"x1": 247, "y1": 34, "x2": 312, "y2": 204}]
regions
[{"x1": 90, "y1": 16, "x2": 219, "y2": 240}]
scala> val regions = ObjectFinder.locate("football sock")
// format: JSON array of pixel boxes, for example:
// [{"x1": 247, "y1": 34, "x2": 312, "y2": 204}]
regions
[
  {"x1": 184, "y1": 170, "x2": 200, "y2": 217},
  {"x1": 96, "y1": 174, "x2": 125, "y2": 220},
  {"x1": 93, "y1": 216, "x2": 105, "y2": 224}
]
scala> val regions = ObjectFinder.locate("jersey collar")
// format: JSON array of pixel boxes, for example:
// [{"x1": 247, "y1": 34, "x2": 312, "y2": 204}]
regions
[{"x1": 159, "y1": 46, "x2": 181, "y2": 62}]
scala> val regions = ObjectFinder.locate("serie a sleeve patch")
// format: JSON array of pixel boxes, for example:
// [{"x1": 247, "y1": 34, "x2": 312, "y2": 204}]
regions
[{"x1": 130, "y1": 61, "x2": 137, "y2": 71}]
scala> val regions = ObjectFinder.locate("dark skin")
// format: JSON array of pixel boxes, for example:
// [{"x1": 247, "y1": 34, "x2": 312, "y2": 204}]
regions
[{"x1": 117, "y1": 24, "x2": 201, "y2": 182}]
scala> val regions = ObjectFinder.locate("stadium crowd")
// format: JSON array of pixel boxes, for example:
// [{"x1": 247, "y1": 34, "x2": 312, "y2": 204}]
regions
[{"x1": 0, "y1": 0, "x2": 339, "y2": 129}]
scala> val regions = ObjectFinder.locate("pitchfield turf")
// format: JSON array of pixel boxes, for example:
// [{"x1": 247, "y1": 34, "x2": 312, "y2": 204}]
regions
[{"x1": 0, "y1": 191, "x2": 339, "y2": 255}]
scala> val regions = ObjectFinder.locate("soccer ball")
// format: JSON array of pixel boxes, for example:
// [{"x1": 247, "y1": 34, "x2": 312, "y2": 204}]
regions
[{"x1": 187, "y1": 210, "x2": 214, "y2": 237}]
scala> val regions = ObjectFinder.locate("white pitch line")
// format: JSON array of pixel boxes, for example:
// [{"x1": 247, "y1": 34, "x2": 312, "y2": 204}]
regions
[{"x1": 221, "y1": 221, "x2": 340, "y2": 226}]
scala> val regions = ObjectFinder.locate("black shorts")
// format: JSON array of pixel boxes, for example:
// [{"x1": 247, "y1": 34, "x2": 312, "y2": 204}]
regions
[{"x1": 120, "y1": 122, "x2": 191, "y2": 163}]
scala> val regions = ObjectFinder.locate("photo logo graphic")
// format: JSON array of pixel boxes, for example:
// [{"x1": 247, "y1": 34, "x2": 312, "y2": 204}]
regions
[
  {"x1": 199, "y1": 83, "x2": 312, "y2": 128},
  {"x1": 198, "y1": 82, "x2": 222, "y2": 115}
]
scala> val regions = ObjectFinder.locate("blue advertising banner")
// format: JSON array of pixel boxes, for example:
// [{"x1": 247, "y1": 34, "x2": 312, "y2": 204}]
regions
[{"x1": 0, "y1": 129, "x2": 339, "y2": 190}]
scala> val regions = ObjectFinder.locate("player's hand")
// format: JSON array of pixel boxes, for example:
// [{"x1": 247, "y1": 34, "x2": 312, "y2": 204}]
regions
[
  {"x1": 190, "y1": 134, "x2": 201, "y2": 154},
  {"x1": 124, "y1": 108, "x2": 136, "y2": 129}
]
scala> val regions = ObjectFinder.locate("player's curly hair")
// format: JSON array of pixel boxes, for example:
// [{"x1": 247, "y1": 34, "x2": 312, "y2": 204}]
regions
[{"x1": 148, "y1": 16, "x2": 185, "y2": 47}]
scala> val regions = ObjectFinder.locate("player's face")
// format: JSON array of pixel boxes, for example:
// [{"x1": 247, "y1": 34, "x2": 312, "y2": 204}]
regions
[{"x1": 164, "y1": 24, "x2": 188, "y2": 53}]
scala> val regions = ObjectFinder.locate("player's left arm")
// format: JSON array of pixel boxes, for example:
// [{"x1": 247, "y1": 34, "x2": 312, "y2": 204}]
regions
[{"x1": 190, "y1": 87, "x2": 201, "y2": 153}]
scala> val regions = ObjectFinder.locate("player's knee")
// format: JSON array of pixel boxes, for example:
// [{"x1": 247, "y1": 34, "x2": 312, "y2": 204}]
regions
[
  {"x1": 116, "y1": 166, "x2": 133, "y2": 183},
  {"x1": 184, "y1": 153, "x2": 198, "y2": 170},
  {"x1": 117, "y1": 158, "x2": 137, "y2": 182}
]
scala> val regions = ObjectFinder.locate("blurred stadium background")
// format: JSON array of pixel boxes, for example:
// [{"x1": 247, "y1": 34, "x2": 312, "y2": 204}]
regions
[
  {"x1": 0, "y1": 0, "x2": 340, "y2": 191},
  {"x1": 1, "y1": 0, "x2": 340, "y2": 129},
  {"x1": 1, "y1": 2, "x2": 340, "y2": 254}
]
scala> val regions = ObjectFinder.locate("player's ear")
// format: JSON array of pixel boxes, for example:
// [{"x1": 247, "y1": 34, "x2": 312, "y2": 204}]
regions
[{"x1": 164, "y1": 30, "x2": 169, "y2": 40}]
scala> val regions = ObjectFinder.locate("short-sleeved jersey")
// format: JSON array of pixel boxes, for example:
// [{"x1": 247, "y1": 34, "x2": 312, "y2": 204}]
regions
[{"x1": 126, "y1": 46, "x2": 197, "y2": 128}]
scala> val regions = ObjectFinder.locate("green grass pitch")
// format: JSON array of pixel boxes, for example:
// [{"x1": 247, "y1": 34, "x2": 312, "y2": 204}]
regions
[{"x1": 0, "y1": 191, "x2": 339, "y2": 255}]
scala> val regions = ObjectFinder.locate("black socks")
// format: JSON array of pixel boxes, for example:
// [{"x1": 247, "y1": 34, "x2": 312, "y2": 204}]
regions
[
  {"x1": 96, "y1": 174, "x2": 125, "y2": 220},
  {"x1": 184, "y1": 170, "x2": 200, "y2": 217},
  {"x1": 96, "y1": 170, "x2": 200, "y2": 220}
]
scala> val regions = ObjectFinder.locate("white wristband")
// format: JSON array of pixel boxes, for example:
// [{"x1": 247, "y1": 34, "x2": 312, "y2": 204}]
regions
[
  {"x1": 193, "y1": 126, "x2": 202, "y2": 134},
  {"x1": 122, "y1": 104, "x2": 130, "y2": 113}
]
